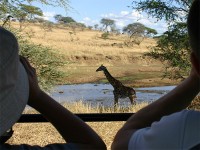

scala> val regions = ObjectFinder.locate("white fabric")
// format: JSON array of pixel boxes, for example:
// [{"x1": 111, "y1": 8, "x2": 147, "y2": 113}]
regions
[
  {"x1": 0, "y1": 28, "x2": 29, "y2": 136},
  {"x1": 128, "y1": 110, "x2": 200, "y2": 150}
]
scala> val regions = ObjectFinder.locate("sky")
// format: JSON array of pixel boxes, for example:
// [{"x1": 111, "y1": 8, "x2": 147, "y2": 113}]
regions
[{"x1": 33, "y1": 0, "x2": 168, "y2": 34}]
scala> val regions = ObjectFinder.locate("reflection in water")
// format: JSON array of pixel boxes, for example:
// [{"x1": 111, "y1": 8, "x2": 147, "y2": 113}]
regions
[{"x1": 50, "y1": 84, "x2": 176, "y2": 107}]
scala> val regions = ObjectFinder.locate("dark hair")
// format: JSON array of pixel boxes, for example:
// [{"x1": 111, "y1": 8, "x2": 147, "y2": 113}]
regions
[{"x1": 187, "y1": 0, "x2": 200, "y2": 56}]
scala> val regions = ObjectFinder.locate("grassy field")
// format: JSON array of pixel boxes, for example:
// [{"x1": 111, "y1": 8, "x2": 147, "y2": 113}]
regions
[
  {"x1": 5, "y1": 22, "x2": 183, "y2": 149},
  {"x1": 10, "y1": 22, "x2": 180, "y2": 87}
]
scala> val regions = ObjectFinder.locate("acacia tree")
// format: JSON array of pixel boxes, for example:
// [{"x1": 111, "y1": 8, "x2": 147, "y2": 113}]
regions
[
  {"x1": 131, "y1": 0, "x2": 192, "y2": 79},
  {"x1": 123, "y1": 22, "x2": 157, "y2": 45},
  {"x1": 54, "y1": 14, "x2": 76, "y2": 24},
  {"x1": 123, "y1": 22, "x2": 145, "y2": 37},
  {"x1": 100, "y1": 18, "x2": 115, "y2": 32},
  {"x1": 0, "y1": 0, "x2": 70, "y2": 20},
  {"x1": 94, "y1": 24, "x2": 99, "y2": 30},
  {"x1": 54, "y1": 14, "x2": 63, "y2": 23},
  {"x1": 16, "y1": 4, "x2": 43, "y2": 29},
  {"x1": 0, "y1": 0, "x2": 70, "y2": 89}
]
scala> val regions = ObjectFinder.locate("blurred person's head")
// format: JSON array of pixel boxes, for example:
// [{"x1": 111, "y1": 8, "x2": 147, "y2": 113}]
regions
[
  {"x1": 187, "y1": 0, "x2": 200, "y2": 75},
  {"x1": 0, "y1": 27, "x2": 29, "y2": 136}
]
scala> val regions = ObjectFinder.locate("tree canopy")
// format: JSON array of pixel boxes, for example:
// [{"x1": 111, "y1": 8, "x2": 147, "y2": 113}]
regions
[
  {"x1": 100, "y1": 18, "x2": 115, "y2": 32},
  {"x1": 131, "y1": 0, "x2": 191, "y2": 22},
  {"x1": 131, "y1": 0, "x2": 193, "y2": 79},
  {"x1": 0, "y1": 0, "x2": 70, "y2": 21},
  {"x1": 54, "y1": 14, "x2": 76, "y2": 23},
  {"x1": 0, "y1": 0, "x2": 70, "y2": 89},
  {"x1": 123, "y1": 22, "x2": 157, "y2": 38}
]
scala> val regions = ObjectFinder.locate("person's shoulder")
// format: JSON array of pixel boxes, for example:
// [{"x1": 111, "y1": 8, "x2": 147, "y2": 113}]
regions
[
  {"x1": 128, "y1": 110, "x2": 200, "y2": 149},
  {"x1": 176, "y1": 109, "x2": 200, "y2": 119},
  {"x1": 161, "y1": 109, "x2": 200, "y2": 121}
]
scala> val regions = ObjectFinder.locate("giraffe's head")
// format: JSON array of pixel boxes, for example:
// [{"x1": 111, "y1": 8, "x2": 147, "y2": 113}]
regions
[{"x1": 96, "y1": 65, "x2": 106, "y2": 72}]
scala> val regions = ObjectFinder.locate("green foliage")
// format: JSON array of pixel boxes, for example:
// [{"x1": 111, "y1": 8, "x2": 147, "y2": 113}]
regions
[
  {"x1": 145, "y1": 27, "x2": 158, "y2": 37},
  {"x1": 123, "y1": 22, "x2": 157, "y2": 46},
  {"x1": 145, "y1": 22, "x2": 191, "y2": 79},
  {"x1": 94, "y1": 24, "x2": 99, "y2": 30},
  {"x1": 0, "y1": 0, "x2": 70, "y2": 21},
  {"x1": 54, "y1": 14, "x2": 76, "y2": 24},
  {"x1": 132, "y1": 0, "x2": 192, "y2": 80},
  {"x1": 19, "y1": 4, "x2": 43, "y2": 19},
  {"x1": 131, "y1": 0, "x2": 191, "y2": 22},
  {"x1": 123, "y1": 22, "x2": 146, "y2": 37},
  {"x1": 67, "y1": 22, "x2": 86, "y2": 30},
  {"x1": 123, "y1": 22, "x2": 157, "y2": 37},
  {"x1": 10, "y1": 28, "x2": 67, "y2": 90},
  {"x1": 61, "y1": 16, "x2": 76, "y2": 23},
  {"x1": 101, "y1": 32, "x2": 109, "y2": 40},
  {"x1": 0, "y1": 1, "x2": 70, "y2": 90},
  {"x1": 54, "y1": 14, "x2": 63, "y2": 22},
  {"x1": 100, "y1": 18, "x2": 115, "y2": 32}
]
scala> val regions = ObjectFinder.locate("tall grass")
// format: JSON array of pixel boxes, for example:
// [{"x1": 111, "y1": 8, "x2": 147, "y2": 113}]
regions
[
  {"x1": 8, "y1": 98, "x2": 200, "y2": 149},
  {"x1": 9, "y1": 101, "x2": 148, "y2": 150}
]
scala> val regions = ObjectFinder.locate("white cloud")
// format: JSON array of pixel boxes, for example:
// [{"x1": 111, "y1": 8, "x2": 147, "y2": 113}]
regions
[
  {"x1": 81, "y1": 17, "x2": 98, "y2": 26},
  {"x1": 116, "y1": 21, "x2": 126, "y2": 28},
  {"x1": 99, "y1": 10, "x2": 167, "y2": 34},
  {"x1": 120, "y1": 11, "x2": 129, "y2": 16},
  {"x1": 83, "y1": 17, "x2": 91, "y2": 21},
  {"x1": 39, "y1": 11, "x2": 56, "y2": 21},
  {"x1": 43, "y1": 10, "x2": 168, "y2": 34}
]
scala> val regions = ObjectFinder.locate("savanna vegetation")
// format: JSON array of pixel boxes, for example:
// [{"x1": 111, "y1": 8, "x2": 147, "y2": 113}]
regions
[
  {"x1": 9, "y1": 101, "x2": 149, "y2": 150},
  {"x1": 1, "y1": 0, "x2": 200, "y2": 149}
]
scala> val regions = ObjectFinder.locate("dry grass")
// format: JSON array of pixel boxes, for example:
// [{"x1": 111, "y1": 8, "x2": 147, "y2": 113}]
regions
[
  {"x1": 6, "y1": 22, "x2": 174, "y2": 87},
  {"x1": 4, "y1": 23, "x2": 178, "y2": 149},
  {"x1": 10, "y1": 22, "x2": 156, "y2": 63},
  {"x1": 7, "y1": 98, "x2": 200, "y2": 149},
  {"x1": 7, "y1": 101, "x2": 148, "y2": 150}
]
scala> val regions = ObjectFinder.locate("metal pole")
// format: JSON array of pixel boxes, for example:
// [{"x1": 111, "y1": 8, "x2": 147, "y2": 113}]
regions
[{"x1": 18, "y1": 113, "x2": 134, "y2": 123}]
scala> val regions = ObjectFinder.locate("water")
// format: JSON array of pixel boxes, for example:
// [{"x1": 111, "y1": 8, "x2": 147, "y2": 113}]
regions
[{"x1": 50, "y1": 83, "x2": 176, "y2": 107}]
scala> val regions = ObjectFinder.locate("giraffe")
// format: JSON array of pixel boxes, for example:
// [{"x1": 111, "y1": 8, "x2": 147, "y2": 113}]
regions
[{"x1": 96, "y1": 65, "x2": 136, "y2": 106}]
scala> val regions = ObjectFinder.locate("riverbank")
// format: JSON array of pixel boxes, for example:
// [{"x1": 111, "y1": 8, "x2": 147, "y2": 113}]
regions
[
  {"x1": 50, "y1": 84, "x2": 176, "y2": 106},
  {"x1": 60, "y1": 63, "x2": 181, "y2": 88}
]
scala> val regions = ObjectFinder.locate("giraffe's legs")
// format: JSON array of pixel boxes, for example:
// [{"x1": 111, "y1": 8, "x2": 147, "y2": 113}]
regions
[
  {"x1": 114, "y1": 94, "x2": 119, "y2": 112},
  {"x1": 113, "y1": 92, "x2": 119, "y2": 107},
  {"x1": 129, "y1": 95, "x2": 136, "y2": 105}
]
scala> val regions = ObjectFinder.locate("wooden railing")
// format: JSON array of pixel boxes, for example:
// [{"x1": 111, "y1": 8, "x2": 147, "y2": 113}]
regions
[{"x1": 18, "y1": 113, "x2": 134, "y2": 122}]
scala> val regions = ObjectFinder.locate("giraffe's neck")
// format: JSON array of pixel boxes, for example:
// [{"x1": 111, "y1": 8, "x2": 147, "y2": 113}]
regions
[{"x1": 103, "y1": 69, "x2": 119, "y2": 88}]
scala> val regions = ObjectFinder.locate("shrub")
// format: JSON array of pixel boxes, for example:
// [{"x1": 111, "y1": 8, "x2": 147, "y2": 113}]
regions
[
  {"x1": 10, "y1": 28, "x2": 68, "y2": 90},
  {"x1": 101, "y1": 32, "x2": 109, "y2": 39}
]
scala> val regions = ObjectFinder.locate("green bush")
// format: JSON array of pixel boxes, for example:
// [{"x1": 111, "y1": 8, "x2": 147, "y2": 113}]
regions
[
  {"x1": 101, "y1": 32, "x2": 109, "y2": 39},
  {"x1": 10, "y1": 28, "x2": 68, "y2": 90}
]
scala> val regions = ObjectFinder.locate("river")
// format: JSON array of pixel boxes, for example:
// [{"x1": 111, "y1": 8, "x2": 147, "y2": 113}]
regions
[{"x1": 50, "y1": 84, "x2": 176, "y2": 107}]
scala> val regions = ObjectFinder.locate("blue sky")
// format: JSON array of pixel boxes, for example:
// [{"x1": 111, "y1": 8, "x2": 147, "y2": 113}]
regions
[{"x1": 34, "y1": 0, "x2": 168, "y2": 34}]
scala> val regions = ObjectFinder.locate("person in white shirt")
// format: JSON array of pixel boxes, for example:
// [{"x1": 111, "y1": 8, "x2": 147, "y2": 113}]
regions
[{"x1": 112, "y1": 0, "x2": 200, "y2": 149}]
